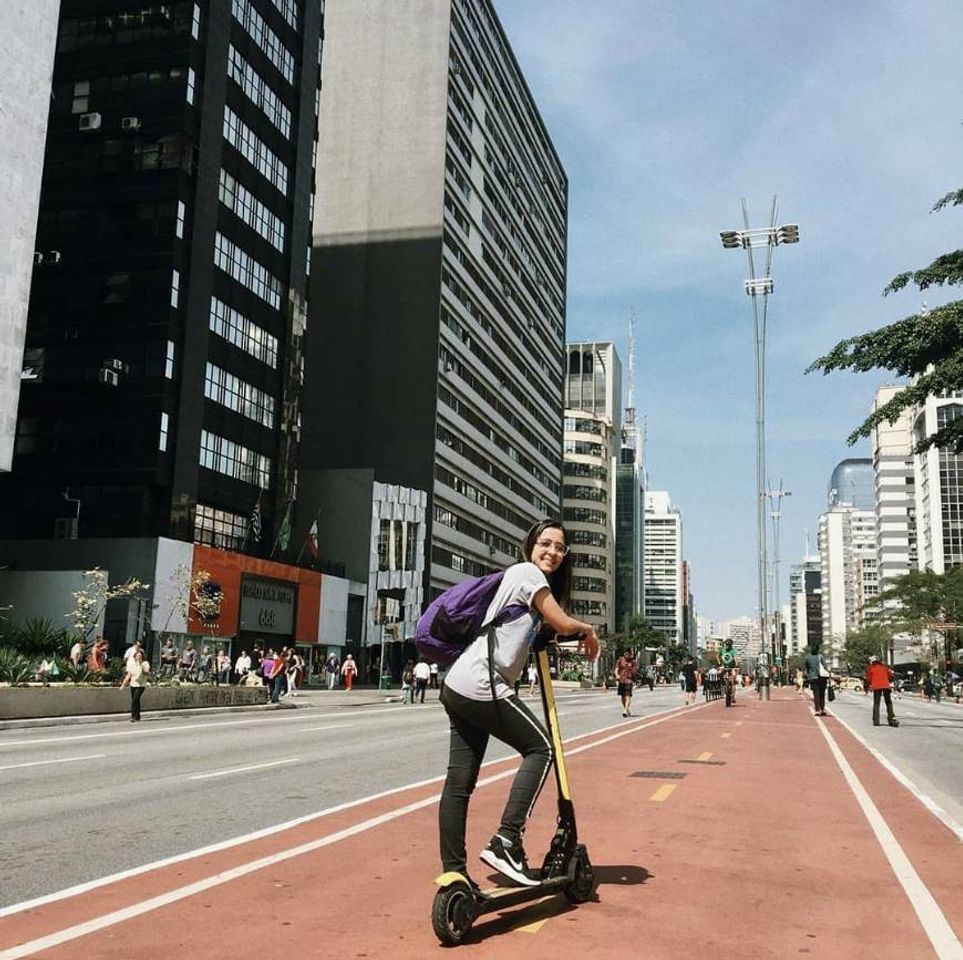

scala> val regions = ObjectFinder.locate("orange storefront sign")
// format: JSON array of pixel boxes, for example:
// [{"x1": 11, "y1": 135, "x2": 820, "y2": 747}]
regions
[{"x1": 188, "y1": 545, "x2": 322, "y2": 643}]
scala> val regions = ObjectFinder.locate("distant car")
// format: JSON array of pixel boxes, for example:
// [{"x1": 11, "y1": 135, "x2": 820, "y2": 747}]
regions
[{"x1": 838, "y1": 676, "x2": 863, "y2": 692}]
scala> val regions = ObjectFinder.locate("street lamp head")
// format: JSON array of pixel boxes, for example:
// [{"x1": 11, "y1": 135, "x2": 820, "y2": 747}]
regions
[
  {"x1": 720, "y1": 230, "x2": 743, "y2": 249},
  {"x1": 777, "y1": 224, "x2": 800, "y2": 244}
]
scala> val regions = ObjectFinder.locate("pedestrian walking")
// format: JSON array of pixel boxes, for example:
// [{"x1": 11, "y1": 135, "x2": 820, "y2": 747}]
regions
[
  {"x1": 794, "y1": 668, "x2": 805, "y2": 695},
  {"x1": 804, "y1": 642, "x2": 831, "y2": 717},
  {"x1": 414, "y1": 658, "x2": 431, "y2": 703},
  {"x1": 325, "y1": 652, "x2": 340, "y2": 690},
  {"x1": 269, "y1": 648, "x2": 289, "y2": 703},
  {"x1": 429, "y1": 661, "x2": 440, "y2": 689},
  {"x1": 120, "y1": 649, "x2": 150, "y2": 722},
  {"x1": 178, "y1": 640, "x2": 197, "y2": 681},
  {"x1": 341, "y1": 654, "x2": 357, "y2": 691},
  {"x1": 615, "y1": 649, "x2": 637, "y2": 717},
  {"x1": 401, "y1": 659, "x2": 415, "y2": 704},
  {"x1": 437, "y1": 519, "x2": 599, "y2": 888},
  {"x1": 864, "y1": 656, "x2": 899, "y2": 727},
  {"x1": 217, "y1": 648, "x2": 231, "y2": 685},
  {"x1": 681, "y1": 658, "x2": 698, "y2": 706}
]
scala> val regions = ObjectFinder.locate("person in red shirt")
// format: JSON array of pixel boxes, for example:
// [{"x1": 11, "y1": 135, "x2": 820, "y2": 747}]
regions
[
  {"x1": 864, "y1": 656, "x2": 899, "y2": 728},
  {"x1": 615, "y1": 650, "x2": 637, "y2": 718}
]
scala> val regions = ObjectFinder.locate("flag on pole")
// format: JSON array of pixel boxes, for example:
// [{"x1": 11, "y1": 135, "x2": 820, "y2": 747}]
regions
[
  {"x1": 272, "y1": 499, "x2": 293, "y2": 556},
  {"x1": 305, "y1": 518, "x2": 319, "y2": 559},
  {"x1": 250, "y1": 491, "x2": 262, "y2": 543}
]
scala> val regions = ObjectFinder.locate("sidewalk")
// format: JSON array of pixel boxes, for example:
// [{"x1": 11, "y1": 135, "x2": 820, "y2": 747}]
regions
[{"x1": 1, "y1": 688, "x2": 960, "y2": 959}]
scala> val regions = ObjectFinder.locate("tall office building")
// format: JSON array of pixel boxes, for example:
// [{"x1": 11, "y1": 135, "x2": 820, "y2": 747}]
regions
[
  {"x1": 615, "y1": 452, "x2": 645, "y2": 634},
  {"x1": 913, "y1": 393, "x2": 963, "y2": 574},
  {"x1": 562, "y1": 343, "x2": 620, "y2": 636},
  {"x1": 0, "y1": 1, "x2": 336, "y2": 661},
  {"x1": 788, "y1": 556, "x2": 821, "y2": 656},
  {"x1": 643, "y1": 490, "x2": 683, "y2": 644},
  {"x1": 302, "y1": 0, "x2": 568, "y2": 622},
  {"x1": 3, "y1": 0, "x2": 323, "y2": 546},
  {"x1": 1, "y1": 2, "x2": 60, "y2": 473}
]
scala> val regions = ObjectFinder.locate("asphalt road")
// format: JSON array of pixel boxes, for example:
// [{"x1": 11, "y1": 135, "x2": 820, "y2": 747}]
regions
[
  {"x1": 2, "y1": 684, "x2": 960, "y2": 913},
  {"x1": 0, "y1": 685, "x2": 680, "y2": 909}
]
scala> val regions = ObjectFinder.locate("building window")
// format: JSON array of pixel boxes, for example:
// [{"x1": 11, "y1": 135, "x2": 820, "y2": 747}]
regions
[
  {"x1": 204, "y1": 361, "x2": 276, "y2": 428},
  {"x1": 175, "y1": 200, "x2": 187, "y2": 238},
  {"x1": 186, "y1": 67, "x2": 196, "y2": 105},
  {"x1": 268, "y1": 0, "x2": 299, "y2": 31},
  {"x1": 231, "y1": 0, "x2": 294, "y2": 84},
  {"x1": 223, "y1": 107, "x2": 289, "y2": 195},
  {"x1": 165, "y1": 340, "x2": 175, "y2": 379},
  {"x1": 159, "y1": 411, "x2": 170, "y2": 452},
  {"x1": 209, "y1": 297, "x2": 279, "y2": 367},
  {"x1": 191, "y1": 3, "x2": 201, "y2": 39},
  {"x1": 199, "y1": 429, "x2": 271, "y2": 489},
  {"x1": 218, "y1": 169, "x2": 286, "y2": 251},
  {"x1": 71, "y1": 80, "x2": 89, "y2": 114},
  {"x1": 195, "y1": 503, "x2": 249, "y2": 551},
  {"x1": 227, "y1": 45, "x2": 292, "y2": 138},
  {"x1": 213, "y1": 232, "x2": 283, "y2": 309},
  {"x1": 170, "y1": 269, "x2": 181, "y2": 308}
]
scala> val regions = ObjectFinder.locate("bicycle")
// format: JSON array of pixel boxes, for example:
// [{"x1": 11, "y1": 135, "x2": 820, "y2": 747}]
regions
[{"x1": 724, "y1": 671, "x2": 736, "y2": 707}]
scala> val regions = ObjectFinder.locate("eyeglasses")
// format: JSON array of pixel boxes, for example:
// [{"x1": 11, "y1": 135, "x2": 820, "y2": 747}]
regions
[{"x1": 534, "y1": 538, "x2": 569, "y2": 556}]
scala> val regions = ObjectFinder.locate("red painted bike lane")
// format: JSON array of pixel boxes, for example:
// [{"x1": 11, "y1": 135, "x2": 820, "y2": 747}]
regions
[{"x1": 1, "y1": 693, "x2": 959, "y2": 959}]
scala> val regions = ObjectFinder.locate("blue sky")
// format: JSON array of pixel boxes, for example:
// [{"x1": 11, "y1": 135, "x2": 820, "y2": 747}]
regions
[{"x1": 494, "y1": 0, "x2": 963, "y2": 621}]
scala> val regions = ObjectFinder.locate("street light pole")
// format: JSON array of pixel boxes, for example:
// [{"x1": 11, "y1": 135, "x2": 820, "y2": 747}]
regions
[
  {"x1": 720, "y1": 200, "x2": 799, "y2": 701},
  {"x1": 766, "y1": 481, "x2": 792, "y2": 681}
]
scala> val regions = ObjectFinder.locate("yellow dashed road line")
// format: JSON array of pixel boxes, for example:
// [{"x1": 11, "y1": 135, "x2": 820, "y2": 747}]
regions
[{"x1": 651, "y1": 784, "x2": 676, "y2": 802}]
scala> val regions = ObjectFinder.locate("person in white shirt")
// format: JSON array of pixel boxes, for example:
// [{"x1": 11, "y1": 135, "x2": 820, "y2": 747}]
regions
[
  {"x1": 438, "y1": 520, "x2": 599, "y2": 889},
  {"x1": 234, "y1": 650, "x2": 252, "y2": 682},
  {"x1": 413, "y1": 659, "x2": 432, "y2": 703},
  {"x1": 69, "y1": 639, "x2": 86, "y2": 669},
  {"x1": 123, "y1": 641, "x2": 142, "y2": 663},
  {"x1": 120, "y1": 649, "x2": 150, "y2": 721}
]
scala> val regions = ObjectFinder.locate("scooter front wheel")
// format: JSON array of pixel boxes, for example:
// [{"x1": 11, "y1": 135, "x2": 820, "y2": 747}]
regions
[
  {"x1": 563, "y1": 846, "x2": 595, "y2": 904},
  {"x1": 431, "y1": 882, "x2": 477, "y2": 946}
]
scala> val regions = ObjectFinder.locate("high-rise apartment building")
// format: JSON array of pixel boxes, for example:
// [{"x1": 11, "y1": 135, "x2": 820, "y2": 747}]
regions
[
  {"x1": 913, "y1": 393, "x2": 963, "y2": 573},
  {"x1": 562, "y1": 343, "x2": 620, "y2": 636},
  {"x1": 819, "y1": 504, "x2": 878, "y2": 662},
  {"x1": 302, "y1": 0, "x2": 568, "y2": 620},
  {"x1": 0, "y1": 2, "x2": 60, "y2": 473},
  {"x1": 872, "y1": 386, "x2": 917, "y2": 581},
  {"x1": 3, "y1": 0, "x2": 323, "y2": 547},
  {"x1": 643, "y1": 490, "x2": 683, "y2": 644}
]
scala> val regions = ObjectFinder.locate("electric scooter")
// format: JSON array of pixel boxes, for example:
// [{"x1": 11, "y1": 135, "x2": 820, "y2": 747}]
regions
[{"x1": 430, "y1": 635, "x2": 595, "y2": 946}]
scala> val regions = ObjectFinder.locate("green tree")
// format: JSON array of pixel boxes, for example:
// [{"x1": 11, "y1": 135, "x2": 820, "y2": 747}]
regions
[
  {"x1": 807, "y1": 186, "x2": 963, "y2": 452},
  {"x1": 840, "y1": 623, "x2": 891, "y2": 674},
  {"x1": 623, "y1": 614, "x2": 664, "y2": 656}
]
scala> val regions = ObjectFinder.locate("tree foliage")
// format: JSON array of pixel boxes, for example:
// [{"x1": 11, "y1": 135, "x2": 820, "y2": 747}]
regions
[
  {"x1": 807, "y1": 186, "x2": 963, "y2": 452},
  {"x1": 840, "y1": 623, "x2": 891, "y2": 673}
]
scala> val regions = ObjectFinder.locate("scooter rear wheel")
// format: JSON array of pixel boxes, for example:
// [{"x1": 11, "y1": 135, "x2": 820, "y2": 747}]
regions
[
  {"x1": 431, "y1": 882, "x2": 476, "y2": 946},
  {"x1": 563, "y1": 846, "x2": 595, "y2": 904}
]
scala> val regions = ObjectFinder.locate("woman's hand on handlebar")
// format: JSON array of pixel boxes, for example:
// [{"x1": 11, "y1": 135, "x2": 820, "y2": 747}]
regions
[{"x1": 578, "y1": 627, "x2": 600, "y2": 662}]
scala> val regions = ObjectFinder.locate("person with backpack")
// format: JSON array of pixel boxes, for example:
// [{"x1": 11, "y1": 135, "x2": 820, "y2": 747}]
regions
[{"x1": 436, "y1": 520, "x2": 599, "y2": 889}]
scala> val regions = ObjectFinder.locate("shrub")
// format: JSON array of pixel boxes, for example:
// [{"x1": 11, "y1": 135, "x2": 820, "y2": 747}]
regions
[{"x1": 0, "y1": 648, "x2": 37, "y2": 686}]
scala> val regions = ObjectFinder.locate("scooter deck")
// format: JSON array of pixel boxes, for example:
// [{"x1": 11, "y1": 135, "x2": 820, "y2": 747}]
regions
[{"x1": 435, "y1": 871, "x2": 571, "y2": 910}]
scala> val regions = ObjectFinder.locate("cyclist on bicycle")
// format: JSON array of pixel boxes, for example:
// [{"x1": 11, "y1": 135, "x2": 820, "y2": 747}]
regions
[{"x1": 720, "y1": 639, "x2": 738, "y2": 702}]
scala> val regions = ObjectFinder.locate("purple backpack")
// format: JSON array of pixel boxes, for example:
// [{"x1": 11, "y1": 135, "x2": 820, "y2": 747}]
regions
[{"x1": 415, "y1": 572, "x2": 505, "y2": 667}]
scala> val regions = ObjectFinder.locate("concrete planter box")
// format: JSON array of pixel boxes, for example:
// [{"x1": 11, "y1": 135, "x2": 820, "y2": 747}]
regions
[{"x1": 0, "y1": 683, "x2": 267, "y2": 720}]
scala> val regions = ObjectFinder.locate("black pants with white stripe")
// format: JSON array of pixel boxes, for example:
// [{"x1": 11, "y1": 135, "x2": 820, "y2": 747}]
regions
[{"x1": 438, "y1": 686, "x2": 553, "y2": 874}]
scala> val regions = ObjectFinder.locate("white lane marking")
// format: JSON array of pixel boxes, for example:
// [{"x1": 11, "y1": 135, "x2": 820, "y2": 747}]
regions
[
  {"x1": 187, "y1": 758, "x2": 300, "y2": 781},
  {"x1": 0, "y1": 700, "x2": 701, "y2": 935},
  {"x1": 0, "y1": 708, "x2": 416, "y2": 750},
  {"x1": 0, "y1": 755, "x2": 105, "y2": 773},
  {"x1": 295, "y1": 723, "x2": 351, "y2": 733},
  {"x1": 816, "y1": 721, "x2": 963, "y2": 959},
  {"x1": 829, "y1": 711, "x2": 963, "y2": 843}
]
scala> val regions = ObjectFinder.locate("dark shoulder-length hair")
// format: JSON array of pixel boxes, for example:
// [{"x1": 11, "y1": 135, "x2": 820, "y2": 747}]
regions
[{"x1": 519, "y1": 519, "x2": 573, "y2": 611}]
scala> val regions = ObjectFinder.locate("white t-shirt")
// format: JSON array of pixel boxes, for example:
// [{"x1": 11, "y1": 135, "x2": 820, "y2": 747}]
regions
[
  {"x1": 443, "y1": 562, "x2": 549, "y2": 702},
  {"x1": 127, "y1": 660, "x2": 149, "y2": 687},
  {"x1": 413, "y1": 661, "x2": 431, "y2": 681}
]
